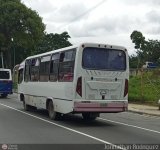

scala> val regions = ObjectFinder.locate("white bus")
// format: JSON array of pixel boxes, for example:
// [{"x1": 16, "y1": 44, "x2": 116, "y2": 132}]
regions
[{"x1": 18, "y1": 43, "x2": 129, "y2": 120}]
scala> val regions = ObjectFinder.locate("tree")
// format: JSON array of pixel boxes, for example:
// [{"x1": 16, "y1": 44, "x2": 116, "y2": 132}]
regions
[
  {"x1": 130, "y1": 30, "x2": 146, "y2": 50},
  {"x1": 129, "y1": 55, "x2": 138, "y2": 68},
  {"x1": 130, "y1": 30, "x2": 160, "y2": 66},
  {"x1": 0, "y1": 0, "x2": 45, "y2": 68},
  {"x1": 130, "y1": 31, "x2": 148, "y2": 68},
  {"x1": 145, "y1": 40, "x2": 160, "y2": 64},
  {"x1": 36, "y1": 32, "x2": 72, "y2": 54}
]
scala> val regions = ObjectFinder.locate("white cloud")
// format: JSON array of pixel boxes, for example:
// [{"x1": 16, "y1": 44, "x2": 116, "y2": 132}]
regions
[
  {"x1": 22, "y1": 0, "x2": 56, "y2": 14},
  {"x1": 22, "y1": 0, "x2": 160, "y2": 55},
  {"x1": 146, "y1": 10, "x2": 160, "y2": 24}
]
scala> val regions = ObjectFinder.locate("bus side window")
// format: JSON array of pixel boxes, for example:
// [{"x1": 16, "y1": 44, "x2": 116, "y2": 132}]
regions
[
  {"x1": 30, "y1": 58, "x2": 40, "y2": 82},
  {"x1": 18, "y1": 69, "x2": 23, "y2": 84},
  {"x1": 59, "y1": 53, "x2": 65, "y2": 62},
  {"x1": 58, "y1": 49, "x2": 76, "y2": 82},
  {"x1": 24, "y1": 60, "x2": 31, "y2": 82},
  {"x1": 50, "y1": 53, "x2": 59, "y2": 82},
  {"x1": 0, "y1": 70, "x2": 10, "y2": 79},
  {"x1": 40, "y1": 55, "x2": 50, "y2": 82}
]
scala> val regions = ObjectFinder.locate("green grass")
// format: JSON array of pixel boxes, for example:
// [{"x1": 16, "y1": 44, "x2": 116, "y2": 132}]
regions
[{"x1": 129, "y1": 69, "x2": 160, "y2": 104}]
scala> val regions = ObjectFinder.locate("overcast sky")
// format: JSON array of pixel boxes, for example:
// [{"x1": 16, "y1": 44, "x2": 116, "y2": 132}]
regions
[{"x1": 22, "y1": 0, "x2": 160, "y2": 55}]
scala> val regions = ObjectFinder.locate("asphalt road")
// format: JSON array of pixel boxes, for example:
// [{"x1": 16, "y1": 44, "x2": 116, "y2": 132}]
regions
[{"x1": 0, "y1": 94, "x2": 160, "y2": 150}]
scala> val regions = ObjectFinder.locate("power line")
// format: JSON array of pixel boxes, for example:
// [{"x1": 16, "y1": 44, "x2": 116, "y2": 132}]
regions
[{"x1": 58, "y1": 0, "x2": 107, "y2": 30}]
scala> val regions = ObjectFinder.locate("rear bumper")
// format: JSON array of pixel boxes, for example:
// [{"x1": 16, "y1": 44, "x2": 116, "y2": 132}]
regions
[{"x1": 73, "y1": 101, "x2": 128, "y2": 113}]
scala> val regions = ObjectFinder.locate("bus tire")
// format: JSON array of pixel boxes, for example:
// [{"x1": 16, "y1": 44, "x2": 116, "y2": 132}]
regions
[
  {"x1": 48, "y1": 100, "x2": 61, "y2": 120},
  {"x1": 1, "y1": 94, "x2": 8, "y2": 98},
  {"x1": 82, "y1": 113, "x2": 99, "y2": 121},
  {"x1": 23, "y1": 100, "x2": 31, "y2": 111},
  {"x1": 31, "y1": 106, "x2": 37, "y2": 110}
]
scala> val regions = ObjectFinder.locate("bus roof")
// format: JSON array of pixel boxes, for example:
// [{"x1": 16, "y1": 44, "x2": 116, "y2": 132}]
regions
[
  {"x1": 0, "y1": 68, "x2": 11, "y2": 71},
  {"x1": 26, "y1": 45, "x2": 78, "y2": 60},
  {"x1": 25, "y1": 43, "x2": 127, "y2": 60},
  {"x1": 18, "y1": 61, "x2": 25, "y2": 70}
]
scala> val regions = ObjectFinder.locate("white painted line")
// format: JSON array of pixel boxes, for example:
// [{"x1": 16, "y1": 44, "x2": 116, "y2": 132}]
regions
[
  {"x1": 0, "y1": 103, "x2": 125, "y2": 150},
  {"x1": 98, "y1": 118, "x2": 160, "y2": 134}
]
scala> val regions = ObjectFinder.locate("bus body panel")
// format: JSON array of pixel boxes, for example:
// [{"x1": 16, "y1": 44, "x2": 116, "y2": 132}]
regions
[
  {"x1": 0, "y1": 80, "x2": 12, "y2": 94},
  {"x1": 18, "y1": 81, "x2": 74, "y2": 114},
  {"x1": 84, "y1": 71, "x2": 125, "y2": 100},
  {"x1": 20, "y1": 93, "x2": 73, "y2": 114}
]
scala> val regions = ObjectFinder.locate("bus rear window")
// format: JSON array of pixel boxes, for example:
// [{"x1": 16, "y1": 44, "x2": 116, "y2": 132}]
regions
[
  {"x1": 82, "y1": 47, "x2": 126, "y2": 71},
  {"x1": 0, "y1": 71, "x2": 10, "y2": 79}
]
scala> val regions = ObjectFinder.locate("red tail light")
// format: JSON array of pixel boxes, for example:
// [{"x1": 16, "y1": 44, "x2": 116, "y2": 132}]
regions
[
  {"x1": 124, "y1": 79, "x2": 128, "y2": 97},
  {"x1": 76, "y1": 77, "x2": 82, "y2": 97}
]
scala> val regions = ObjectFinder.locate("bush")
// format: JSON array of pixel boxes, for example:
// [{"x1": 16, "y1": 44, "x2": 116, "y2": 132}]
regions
[{"x1": 129, "y1": 69, "x2": 160, "y2": 104}]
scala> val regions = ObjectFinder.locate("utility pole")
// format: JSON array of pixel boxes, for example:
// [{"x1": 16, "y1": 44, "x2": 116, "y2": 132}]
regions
[
  {"x1": 1, "y1": 51, "x2": 4, "y2": 68},
  {"x1": 11, "y1": 38, "x2": 15, "y2": 67}
]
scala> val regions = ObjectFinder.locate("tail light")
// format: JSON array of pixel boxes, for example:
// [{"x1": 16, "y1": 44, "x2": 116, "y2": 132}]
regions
[
  {"x1": 76, "y1": 77, "x2": 82, "y2": 97},
  {"x1": 124, "y1": 79, "x2": 128, "y2": 97}
]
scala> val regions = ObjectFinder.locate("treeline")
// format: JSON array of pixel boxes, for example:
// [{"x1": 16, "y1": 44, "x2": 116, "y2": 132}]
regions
[
  {"x1": 130, "y1": 31, "x2": 160, "y2": 68},
  {"x1": 0, "y1": 0, "x2": 71, "y2": 69}
]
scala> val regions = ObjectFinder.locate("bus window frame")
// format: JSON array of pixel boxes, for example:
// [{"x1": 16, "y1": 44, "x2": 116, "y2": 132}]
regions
[
  {"x1": 82, "y1": 47, "x2": 127, "y2": 71},
  {"x1": 58, "y1": 49, "x2": 76, "y2": 82},
  {"x1": 18, "y1": 68, "x2": 24, "y2": 84},
  {"x1": 0, "y1": 70, "x2": 10, "y2": 79},
  {"x1": 30, "y1": 57, "x2": 40, "y2": 82},
  {"x1": 39, "y1": 55, "x2": 51, "y2": 82},
  {"x1": 24, "y1": 59, "x2": 31, "y2": 82},
  {"x1": 49, "y1": 52, "x2": 60, "y2": 82}
]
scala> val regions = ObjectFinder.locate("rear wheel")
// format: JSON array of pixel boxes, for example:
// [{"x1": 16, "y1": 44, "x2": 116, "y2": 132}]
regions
[
  {"x1": 23, "y1": 100, "x2": 31, "y2": 111},
  {"x1": 31, "y1": 106, "x2": 37, "y2": 110},
  {"x1": 48, "y1": 101, "x2": 61, "y2": 120},
  {"x1": 21, "y1": 95, "x2": 37, "y2": 111},
  {"x1": 82, "y1": 113, "x2": 99, "y2": 121}
]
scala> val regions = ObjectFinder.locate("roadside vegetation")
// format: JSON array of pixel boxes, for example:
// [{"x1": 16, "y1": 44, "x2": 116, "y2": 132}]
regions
[
  {"x1": 129, "y1": 30, "x2": 160, "y2": 105},
  {"x1": 129, "y1": 69, "x2": 160, "y2": 105}
]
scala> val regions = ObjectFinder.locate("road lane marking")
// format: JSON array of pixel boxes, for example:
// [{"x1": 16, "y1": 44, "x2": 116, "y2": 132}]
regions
[
  {"x1": 98, "y1": 118, "x2": 160, "y2": 134},
  {"x1": 141, "y1": 114, "x2": 160, "y2": 119},
  {"x1": 0, "y1": 103, "x2": 124, "y2": 150}
]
